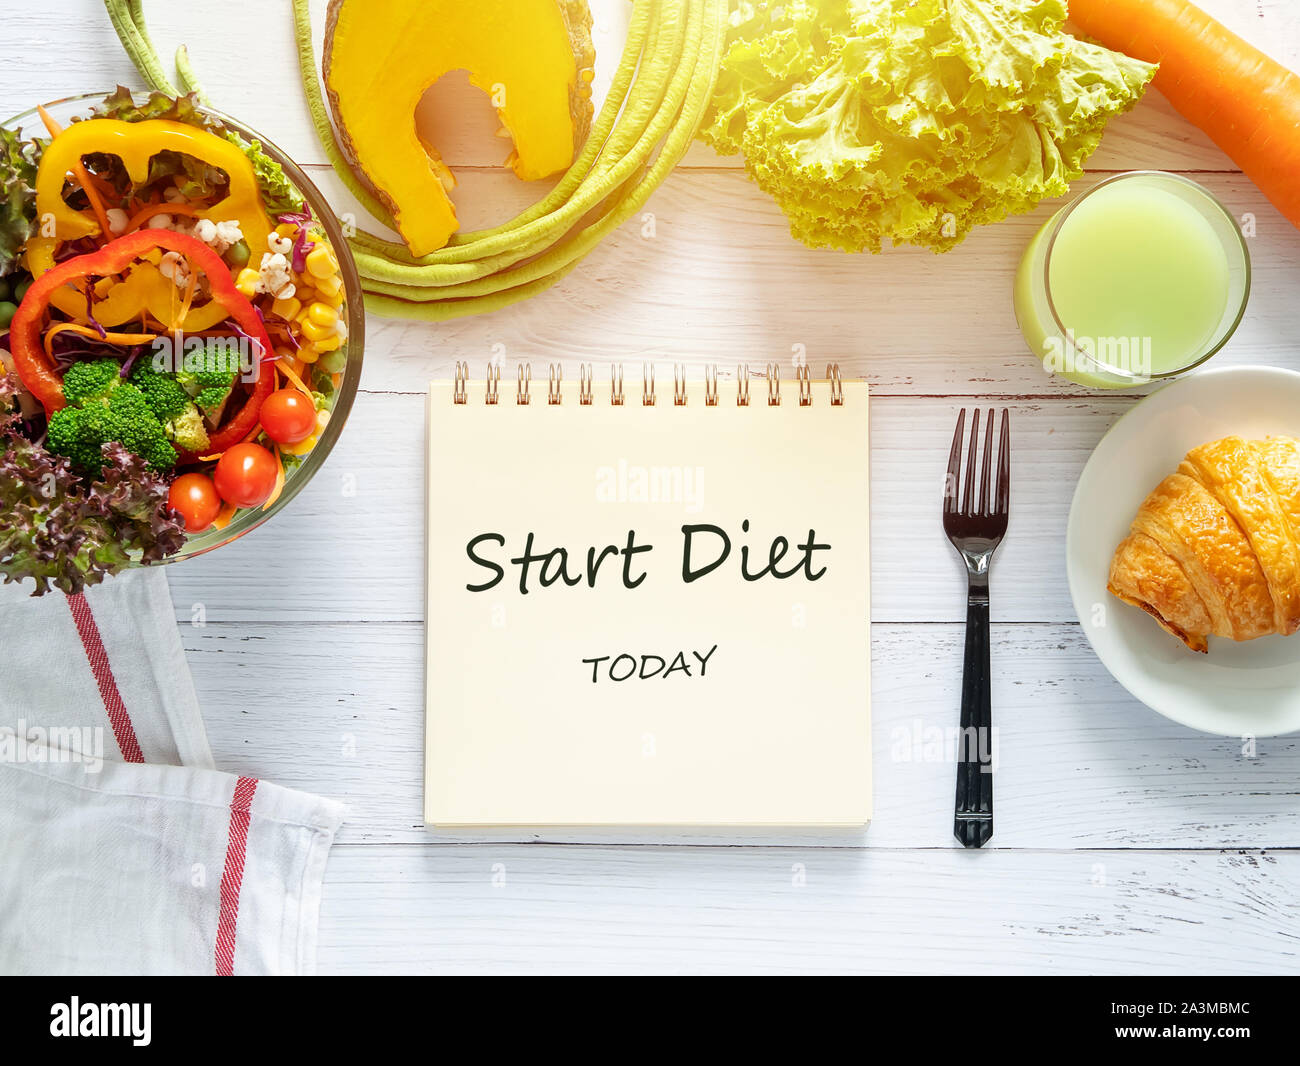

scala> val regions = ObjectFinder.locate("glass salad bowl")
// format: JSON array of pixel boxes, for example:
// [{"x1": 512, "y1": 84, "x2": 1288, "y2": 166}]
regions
[{"x1": 1, "y1": 91, "x2": 364, "y2": 564}]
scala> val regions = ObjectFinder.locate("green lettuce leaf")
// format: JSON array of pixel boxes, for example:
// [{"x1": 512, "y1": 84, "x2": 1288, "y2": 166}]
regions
[
  {"x1": 700, "y1": 0, "x2": 1156, "y2": 253},
  {"x1": 0, "y1": 126, "x2": 41, "y2": 277},
  {"x1": 234, "y1": 136, "x2": 304, "y2": 215}
]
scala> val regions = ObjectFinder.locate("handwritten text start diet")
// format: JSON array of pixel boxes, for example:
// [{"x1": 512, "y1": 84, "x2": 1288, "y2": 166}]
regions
[{"x1": 461, "y1": 521, "x2": 832, "y2": 684}]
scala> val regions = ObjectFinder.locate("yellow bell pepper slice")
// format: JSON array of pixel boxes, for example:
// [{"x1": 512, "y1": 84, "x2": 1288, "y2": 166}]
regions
[{"x1": 24, "y1": 118, "x2": 273, "y2": 327}]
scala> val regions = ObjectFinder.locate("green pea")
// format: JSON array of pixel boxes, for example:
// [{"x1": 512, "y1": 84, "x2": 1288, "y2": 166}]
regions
[
  {"x1": 0, "y1": 302, "x2": 17, "y2": 329},
  {"x1": 0, "y1": 278, "x2": 10, "y2": 302},
  {"x1": 225, "y1": 240, "x2": 250, "y2": 269},
  {"x1": 12, "y1": 277, "x2": 31, "y2": 303},
  {"x1": 316, "y1": 347, "x2": 347, "y2": 374}
]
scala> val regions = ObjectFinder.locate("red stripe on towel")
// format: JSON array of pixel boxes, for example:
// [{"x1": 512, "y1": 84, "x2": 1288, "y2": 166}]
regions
[
  {"x1": 66, "y1": 592, "x2": 145, "y2": 763},
  {"x1": 215, "y1": 776, "x2": 259, "y2": 976}
]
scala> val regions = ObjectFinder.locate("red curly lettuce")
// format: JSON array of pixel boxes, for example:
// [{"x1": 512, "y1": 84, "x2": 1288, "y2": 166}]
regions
[{"x1": 0, "y1": 374, "x2": 186, "y2": 596}]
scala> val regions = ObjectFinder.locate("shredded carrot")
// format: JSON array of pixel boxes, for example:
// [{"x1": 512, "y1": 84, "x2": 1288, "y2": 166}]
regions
[
  {"x1": 43, "y1": 322, "x2": 158, "y2": 359},
  {"x1": 261, "y1": 449, "x2": 286, "y2": 511},
  {"x1": 84, "y1": 171, "x2": 120, "y2": 204},
  {"x1": 276, "y1": 357, "x2": 313, "y2": 397},
  {"x1": 210, "y1": 501, "x2": 238, "y2": 531},
  {"x1": 174, "y1": 264, "x2": 198, "y2": 330},
  {"x1": 122, "y1": 201, "x2": 204, "y2": 235}
]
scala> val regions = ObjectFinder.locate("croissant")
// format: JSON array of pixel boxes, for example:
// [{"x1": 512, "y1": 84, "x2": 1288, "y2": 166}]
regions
[{"x1": 1107, "y1": 436, "x2": 1300, "y2": 653}]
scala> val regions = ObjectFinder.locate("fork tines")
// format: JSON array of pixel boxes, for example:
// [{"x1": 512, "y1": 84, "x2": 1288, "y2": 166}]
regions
[{"x1": 944, "y1": 408, "x2": 1010, "y2": 524}]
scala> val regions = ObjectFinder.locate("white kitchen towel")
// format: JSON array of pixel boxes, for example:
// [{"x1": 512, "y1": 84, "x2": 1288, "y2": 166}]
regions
[
  {"x1": 0, "y1": 745, "x2": 345, "y2": 975},
  {"x1": 0, "y1": 567, "x2": 211, "y2": 767},
  {"x1": 0, "y1": 567, "x2": 346, "y2": 976}
]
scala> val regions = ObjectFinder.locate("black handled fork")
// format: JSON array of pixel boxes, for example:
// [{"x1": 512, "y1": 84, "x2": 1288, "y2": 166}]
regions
[{"x1": 942, "y1": 409, "x2": 1010, "y2": 849}]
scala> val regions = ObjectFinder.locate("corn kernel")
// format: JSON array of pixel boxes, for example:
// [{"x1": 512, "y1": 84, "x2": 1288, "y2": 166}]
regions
[
  {"x1": 271, "y1": 296, "x2": 301, "y2": 321},
  {"x1": 311, "y1": 334, "x2": 341, "y2": 352},
  {"x1": 281, "y1": 434, "x2": 317, "y2": 456},
  {"x1": 275, "y1": 222, "x2": 298, "y2": 239},
  {"x1": 316, "y1": 409, "x2": 331, "y2": 433},
  {"x1": 297, "y1": 342, "x2": 320, "y2": 364},
  {"x1": 305, "y1": 245, "x2": 339, "y2": 279},
  {"x1": 306, "y1": 302, "x2": 338, "y2": 328},
  {"x1": 313, "y1": 272, "x2": 343, "y2": 298},
  {"x1": 301, "y1": 318, "x2": 336, "y2": 343},
  {"x1": 235, "y1": 267, "x2": 261, "y2": 298}
]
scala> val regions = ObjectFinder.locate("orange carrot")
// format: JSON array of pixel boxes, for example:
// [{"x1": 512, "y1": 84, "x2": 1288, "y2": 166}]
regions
[
  {"x1": 276, "y1": 357, "x2": 312, "y2": 397},
  {"x1": 122, "y1": 200, "x2": 204, "y2": 234},
  {"x1": 210, "y1": 501, "x2": 238, "y2": 531},
  {"x1": 1070, "y1": 0, "x2": 1300, "y2": 229},
  {"x1": 261, "y1": 449, "x2": 286, "y2": 511}
]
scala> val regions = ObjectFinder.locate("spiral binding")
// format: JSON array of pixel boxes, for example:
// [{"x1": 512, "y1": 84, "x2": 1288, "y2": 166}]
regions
[{"x1": 452, "y1": 362, "x2": 846, "y2": 406}]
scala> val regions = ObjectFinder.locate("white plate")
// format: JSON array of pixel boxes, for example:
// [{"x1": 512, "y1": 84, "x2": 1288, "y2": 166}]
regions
[{"x1": 1067, "y1": 365, "x2": 1300, "y2": 737}]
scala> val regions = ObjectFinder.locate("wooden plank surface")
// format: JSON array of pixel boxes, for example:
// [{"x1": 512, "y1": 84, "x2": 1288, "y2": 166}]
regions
[
  {"x1": 3, "y1": 0, "x2": 1299, "y2": 975},
  {"x1": 316, "y1": 845, "x2": 1300, "y2": 975}
]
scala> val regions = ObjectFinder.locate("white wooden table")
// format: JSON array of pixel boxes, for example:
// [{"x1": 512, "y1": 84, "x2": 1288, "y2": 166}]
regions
[{"x1": 7, "y1": 0, "x2": 1300, "y2": 975}]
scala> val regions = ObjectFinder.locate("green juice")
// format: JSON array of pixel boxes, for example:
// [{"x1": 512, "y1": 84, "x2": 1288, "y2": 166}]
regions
[{"x1": 1014, "y1": 172, "x2": 1249, "y2": 389}]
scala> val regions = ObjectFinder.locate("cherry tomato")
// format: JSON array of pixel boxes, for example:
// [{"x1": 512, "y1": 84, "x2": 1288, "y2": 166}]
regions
[
  {"x1": 167, "y1": 473, "x2": 223, "y2": 533},
  {"x1": 213, "y1": 443, "x2": 279, "y2": 509},
  {"x1": 259, "y1": 388, "x2": 317, "y2": 445}
]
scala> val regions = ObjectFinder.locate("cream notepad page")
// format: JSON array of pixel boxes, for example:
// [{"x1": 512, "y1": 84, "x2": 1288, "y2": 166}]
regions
[{"x1": 425, "y1": 377, "x2": 870, "y2": 827}]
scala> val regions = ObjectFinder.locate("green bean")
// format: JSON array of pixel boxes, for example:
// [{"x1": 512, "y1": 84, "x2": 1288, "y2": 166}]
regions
[
  {"x1": 106, "y1": 0, "x2": 730, "y2": 321},
  {"x1": 103, "y1": 0, "x2": 180, "y2": 96},
  {"x1": 174, "y1": 44, "x2": 209, "y2": 104}
]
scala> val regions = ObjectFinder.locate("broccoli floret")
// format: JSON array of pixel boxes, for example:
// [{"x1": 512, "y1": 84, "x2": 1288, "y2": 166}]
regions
[
  {"x1": 61, "y1": 359, "x2": 122, "y2": 406},
  {"x1": 130, "y1": 360, "x2": 217, "y2": 453},
  {"x1": 47, "y1": 382, "x2": 177, "y2": 474},
  {"x1": 47, "y1": 403, "x2": 115, "y2": 472},
  {"x1": 181, "y1": 338, "x2": 241, "y2": 391},
  {"x1": 194, "y1": 385, "x2": 230, "y2": 412},
  {"x1": 109, "y1": 385, "x2": 178, "y2": 470},
  {"x1": 163, "y1": 405, "x2": 210, "y2": 454},
  {"x1": 193, "y1": 366, "x2": 237, "y2": 390},
  {"x1": 130, "y1": 361, "x2": 194, "y2": 421}
]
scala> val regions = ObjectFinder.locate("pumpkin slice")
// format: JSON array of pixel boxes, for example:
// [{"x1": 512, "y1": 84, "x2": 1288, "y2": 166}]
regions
[{"x1": 323, "y1": 0, "x2": 595, "y2": 256}]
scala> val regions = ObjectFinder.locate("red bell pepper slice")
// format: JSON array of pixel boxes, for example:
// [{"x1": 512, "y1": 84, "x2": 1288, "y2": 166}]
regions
[{"x1": 9, "y1": 231, "x2": 275, "y2": 448}]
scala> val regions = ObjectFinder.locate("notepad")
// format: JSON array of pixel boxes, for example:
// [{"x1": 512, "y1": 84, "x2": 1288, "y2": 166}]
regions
[{"x1": 424, "y1": 366, "x2": 870, "y2": 827}]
